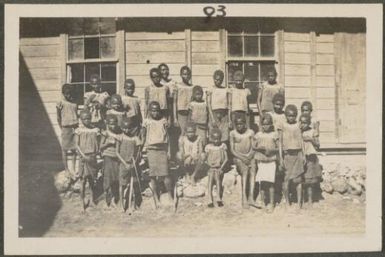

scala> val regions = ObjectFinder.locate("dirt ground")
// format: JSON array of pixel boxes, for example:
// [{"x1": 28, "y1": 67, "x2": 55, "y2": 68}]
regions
[{"x1": 19, "y1": 155, "x2": 366, "y2": 238}]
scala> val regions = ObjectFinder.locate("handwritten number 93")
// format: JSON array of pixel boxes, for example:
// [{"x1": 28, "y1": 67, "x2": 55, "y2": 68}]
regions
[{"x1": 203, "y1": 5, "x2": 226, "y2": 17}]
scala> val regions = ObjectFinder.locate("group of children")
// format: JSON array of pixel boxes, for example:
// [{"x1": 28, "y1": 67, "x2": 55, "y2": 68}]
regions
[{"x1": 56, "y1": 63, "x2": 322, "y2": 213}]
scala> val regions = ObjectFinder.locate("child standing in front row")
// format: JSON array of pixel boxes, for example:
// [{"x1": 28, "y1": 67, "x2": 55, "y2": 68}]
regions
[
  {"x1": 122, "y1": 79, "x2": 142, "y2": 137},
  {"x1": 230, "y1": 114, "x2": 255, "y2": 208},
  {"x1": 257, "y1": 68, "x2": 284, "y2": 114},
  {"x1": 277, "y1": 105, "x2": 305, "y2": 210},
  {"x1": 57, "y1": 83, "x2": 78, "y2": 180},
  {"x1": 75, "y1": 110, "x2": 100, "y2": 209},
  {"x1": 299, "y1": 113, "x2": 322, "y2": 207},
  {"x1": 269, "y1": 93, "x2": 286, "y2": 131},
  {"x1": 253, "y1": 113, "x2": 280, "y2": 213},
  {"x1": 204, "y1": 129, "x2": 228, "y2": 208},
  {"x1": 142, "y1": 101, "x2": 173, "y2": 208},
  {"x1": 107, "y1": 94, "x2": 127, "y2": 127},
  {"x1": 229, "y1": 70, "x2": 252, "y2": 129},
  {"x1": 188, "y1": 85, "x2": 209, "y2": 146},
  {"x1": 100, "y1": 114, "x2": 121, "y2": 206}
]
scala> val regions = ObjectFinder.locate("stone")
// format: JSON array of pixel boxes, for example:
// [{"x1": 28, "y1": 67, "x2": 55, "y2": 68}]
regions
[
  {"x1": 54, "y1": 170, "x2": 71, "y2": 193},
  {"x1": 183, "y1": 184, "x2": 205, "y2": 198},
  {"x1": 331, "y1": 177, "x2": 349, "y2": 194},
  {"x1": 320, "y1": 181, "x2": 333, "y2": 194}
]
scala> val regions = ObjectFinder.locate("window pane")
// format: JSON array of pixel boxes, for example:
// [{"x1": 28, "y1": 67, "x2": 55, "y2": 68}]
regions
[
  {"x1": 227, "y1": 61, "x2": 243, "y2": 84},
  {"x1": 68, "y1": 64, "x2": 84, "y2": 83},
  {"x1": 85, "y1": 63, "x2": 100, "y2": 82},
  {"x1": 103, "y1": 83, "x2": 117, "y2": 96},
  {"x1": 260, "y1": 36, "x2": 274, "y2": 57},
  {"x1": 244, "y1": 62, "x2": 259, "y2": 82},
  {"x1": 72, "y1": 83, "x2": 85, "y2": 105},
  {"x1": 244, "y1": 36, "x2": 259, "y2": 57},
  {"x1": 244, "y1": 82, "x2": 258, "y2": 104},
  {"x1": 101, "y1": 63, "x2": 116, "y2": 82},
  {"x1": 84, "y1": 37, "x2": 100, "y2": 59},
  {"x1": 68, "y1": 38, "x2": 84, "y2": 60},
  {"x1": 228, "y1": 36, "x2": 243, "y2": 57},
  {"x1": 100, "y1": 37, "x2": 115, "y2": 58},
  {"x1": 260, "y1": 62, "x2": 276, "y2": 81}
]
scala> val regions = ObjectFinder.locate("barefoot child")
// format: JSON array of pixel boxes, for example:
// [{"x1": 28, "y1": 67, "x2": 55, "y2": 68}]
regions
[
  {"x1": 107, "y1": 94, "x2": 127, "y2": 127},
  {"x1": 84, "y1": 74, "x2": 110, "y2": 129},
  {"x1": 100, "y1": 114, "x2": 121, "y2": 206},
  {"x1": 277, "y1": 105, "x2": 305, "y2": 209},
  {"x1": 229, "y1": 70, "x2": 252, "y2": 128},
  {"x1": 299, "y1": 113, "x2": 322, "y2": 207},
  {"x1": 188, "y1": 86, "x2": 209, "y2": 146},
  {"x1": 122, "y1": 79, "x2": 142, "y2": 136},
  {"x1": 56, "y1": 83, "x2": 78, "y2": 180},
  {"x1": 268, "y1": 93, "x2": 286, "y2": 131},
  {"x1": 229, "y1": 114, "x2": 255, "y2": 208},
  {"x1": 116, "y1": 117, "x2": 142, "y2": 212},
  {"x1": 207, "y1": 69, "x2": 230, "y2": 145},
  {"x1": 257, "y1": 68, "x2": 284, "y2": 114},
  {"x1": 75, "y1": 110, "x2": 100, "y2": 209},
  {"x1": 301, "y1": 101, "x2": 320, "y2": 137},
  {"x1": 142, "y1": 101, "x2": 173, "y2": 208},
  {"x1": 204, "y1": 129, "x2": 228, "y2": 208},
  {"x1": 176, "y1": 123, "x2": 205, "y2": 185},
  {"x1": 173, "y1": 66, "x2": 193, "y2": 134},
  {"x1": 253, "y1": 113, "x2": 280, "y2": 213}
]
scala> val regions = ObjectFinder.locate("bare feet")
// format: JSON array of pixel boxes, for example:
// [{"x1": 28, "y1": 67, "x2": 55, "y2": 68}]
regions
[
  {"x1": 207, "y1": 203, "x2": 214, "y2": 208},
  {"x1": 217, "y1": 201, "x2": 224, "y2": 207}
]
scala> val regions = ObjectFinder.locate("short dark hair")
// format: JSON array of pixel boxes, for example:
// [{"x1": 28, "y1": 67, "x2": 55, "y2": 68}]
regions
[
  {"x1": 106, "y1": 114, "x2": 118, "y2": 123},
  {"x1": 180, "y1": 65, "x2": 191, "y2": 75},
  {"x1": 61, "y1": 83, "x2": 73, "y2": 94},
  {"x1": 149, "y1": 101, "x2": 160, "y2": 110},
  {"x1": 272, "y1": 93, "x2": 285, "y2": 104},
  {"x1": 210, "y1": 128, "x2": 222, "y2": 139},
  {"x1": 301, "y1": 101, "x2": 313, "y2": 111},
  {"x1": 185, "y1": 122, "x2": 196, "y2": 132},
  {"x1": 89, "y1": 74, "x2": 101, "y2": 83},
  {"x1": 124, "y1": 79, "x2": 135, "y2": 87},
  {"x1": 149, "y1": 67, "x2": 161, "y2": 76},
  {"x1": 213, "y1": 69, "x2": 224, "y2": 79},
  {"x1": 299, "y1": 113, "x2": 312, "y2": 124},
  {"x1": 261, "y1": 113, "x2": 273, "y2": 125},
  {"x1": 285, "y1": 104, "x2": 298, "y2": 116},
  {"x1": 158, "y1": 63, "x2": 169, "y2": 70}
]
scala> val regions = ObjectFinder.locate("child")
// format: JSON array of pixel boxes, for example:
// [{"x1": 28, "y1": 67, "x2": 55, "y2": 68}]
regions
[
  {"x1": 56, "y1": 83, "x2": 78, "y2": 180},
  {"x1": 75, "y1": 110, "x2": 100, "y2": 209},
  {"x1": 122, "y1": 79, "x2": 143, "y2": 136},
  {"x1": 100, "y1": 114, "x2": 121, "y2": 206},
  {"x1": 116, "y1": 117, "x2": 142, "y2": 212},
  {"x1": 268, "y1": 93, "x2": 286, "y2": 131},
  {"x1": 142, "y1": 101, "x2": 173, "y2": 208},
  {"x1": 257, "y1": 68, "x2": 284, "y2": 114},
  {"x1": 207, "y1": 69, "x2": 230, "y2": 144},
  {"x1": 173, "y1": 66, "x2": 193, "y2": 134},
  {"x1": 204, "y1": 129, "x2": 228, "y2": 208},
  {"x1": 277, "y1": 104, "x2": 304, "y2": 209},
  {"x1": 229, "y1": 70, "x2": 252, "y2": 128},
  {"x1": 253, "y1": 113, "x2": 280, "y2": 213},
  {"x1": 145, "y1": 68, "x2": 172, "y2": 121},
  {"x1": 106, "y1": 94, "x2": 127, "y2": 127},
  {"x1": 84, "y1": 74, "x2": 110, "y2": 129},
  {"x1": 159, "y1": 63, "x2": 177, "y2": 92},
  {"x1": 187, "y1": 85, "x2": 209, "y2": 146},
  {"x1": 176, "y1": 123, "x2": 205, "y2": 185},
  {"x1": 301, "y1": 101, "x2": 320, "y2": 137},
  {"x1": 299, "y1": 113, "x2": 322, "y2": 207},
  {"x1": 229, "y1": 114, "x2": 255, "y2": 208}
]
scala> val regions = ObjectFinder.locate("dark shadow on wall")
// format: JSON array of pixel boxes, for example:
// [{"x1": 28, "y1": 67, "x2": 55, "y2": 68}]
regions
[{"x1": 19, "y1": 53, "x2": 63, "y2": 237}]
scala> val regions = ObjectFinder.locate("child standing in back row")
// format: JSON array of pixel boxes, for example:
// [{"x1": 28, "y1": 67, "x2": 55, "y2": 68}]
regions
[
  {"x1": 57, "y1": 83, "x2": 78, "y2": 180},
  {"x1": 301, "y1": 101, "x2": 320, "y2": 137},
  {"x1": 230, "y1": 70, "x2": 252, "y2": 129},
  {"x1": 269, "y1": 93, "x2": 286, "y2": 131},
  {"x1": 107, "y1": 94, "x2": 127, "y2": 127},
  {"x1": 174, "y1": 66, "x2": 194, "y2": 134},
  {"x1": 257, "y1": 68, "x2": 284, "y2": 114},
  {"x1": 122, "y1": 79, "x2": 142, "y2": 137},
  {"x1": 188, "y1": 85, "x2": 209, "y2": 146}
]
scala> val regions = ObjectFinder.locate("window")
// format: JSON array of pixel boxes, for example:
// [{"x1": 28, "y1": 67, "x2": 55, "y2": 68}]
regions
[
  {"x1": 226, "y1": 32, "x2": 276, "y2": 111},
  {"x1": 66, "y1": 18, "x2": 117, "y2": 105}
]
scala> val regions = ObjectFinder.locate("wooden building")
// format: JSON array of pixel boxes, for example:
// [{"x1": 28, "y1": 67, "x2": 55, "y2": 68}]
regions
[{"x1": 19, "y1": 17, "x2": 366, "y2": 161}]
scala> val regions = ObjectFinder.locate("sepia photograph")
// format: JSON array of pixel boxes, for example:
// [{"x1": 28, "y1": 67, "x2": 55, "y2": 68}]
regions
[{"x1": 4, "y1": 3, "x2": 382, "y2": 255}]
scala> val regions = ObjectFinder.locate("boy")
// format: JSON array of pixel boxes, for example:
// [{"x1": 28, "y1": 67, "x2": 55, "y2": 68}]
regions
[
  {"x1": 122, "y1": 79, "x2": 142, "y2": 136},
  {"x1": 229, "y1": 70, "x2": 252, "y2": 129},
  {"x1": 257, "y1": 68, "x2": 284, "y2": 114}
]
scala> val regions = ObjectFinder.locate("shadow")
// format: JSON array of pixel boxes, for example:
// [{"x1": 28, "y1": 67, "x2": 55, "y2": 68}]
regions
[{"x1": 19, "y1": 53, "x2": 63, "y2": 237}]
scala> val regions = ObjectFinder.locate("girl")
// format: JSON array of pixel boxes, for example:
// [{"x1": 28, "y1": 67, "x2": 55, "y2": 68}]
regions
[
  {"x1": 277, "y1": 105, "x2": 305, "y2": 210},
  {"x1": 56, "y1": 83, "x2": 78, "y2": 180},
  {"x1": 122, "y1": 79, "x2": 143, "y2": 136},
  {"x1": 187, "y1": 86, "x2": 209, "y2": 146},
  {"x1": 301, "y1": 101, "x2": 320, "y2": 137},
  {"x1": 229, "y1": 114, "x2": 255, "y2": 208},
  {"x1": 84, "y1": 74, "x2": 110, "y2": 129},
  {"x1": 253, "y1": 113, "x2": 280, "y2": 213},
  {"x1": 269, "y1": 93, "x2": 286, "y2": 131},
  {"x1": 257, "y1": 68, "x2": 284, "y2": 114},
  {"x1": 144, "y1": 68, "x2": 172, "y2": 121},
  {"x1": 75, "y1": 110, "x2": 100, "y2": 209},
  {"x1": 173, "y1": 66, "x2": 193, "y2": 134},
  {"x1": 229, "y1": 70, "x2": 252, "y2": 129},
  {"x1": 106, "y1": 94, "x2": 127, "y2": 127},
  {"x1": 299, "y1": 113, "x2": 322, "y2": 207},
  {"x1": 207, "y1": 69, "x2": 230, "y2": 144},
  {"x1": 142, "y1": 101, "x2": 173, "y2": 208},
  {"x1": 100, "y1": 114, "x2": 121, "y2": 206},
  {"x1": 116, "y1": 116, "x2": 142, "y2": 212},
  {"x1": 204, "y1": 129, "x2": 228, "y2": 208},
  {"x1": 176, "y1": 123, "x2": 205, "y2": 185}
]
